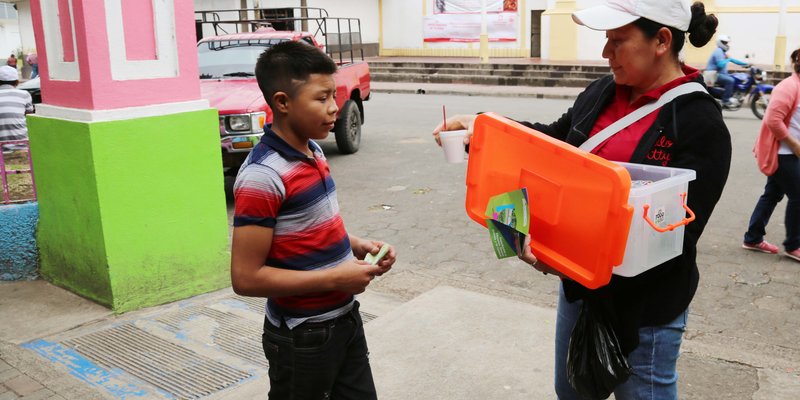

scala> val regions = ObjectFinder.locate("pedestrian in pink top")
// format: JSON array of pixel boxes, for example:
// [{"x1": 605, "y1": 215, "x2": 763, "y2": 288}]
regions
[
  {"x1": 743, "y1": 48, "x2": 800, "y2": 261},
  {"x1": 26, "y1": 52, "x2": 38, "y2": 79}
]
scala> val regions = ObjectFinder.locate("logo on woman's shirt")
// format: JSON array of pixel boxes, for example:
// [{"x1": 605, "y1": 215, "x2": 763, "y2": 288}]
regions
[{"x1": 647, "y1": 136, "x2": 673, "y2": 166}]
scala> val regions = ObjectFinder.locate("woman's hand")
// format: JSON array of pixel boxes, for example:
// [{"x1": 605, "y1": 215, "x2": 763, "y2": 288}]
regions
[
  {"x1": 518, "y1": 235, "x2": 568, "y2": 279},
  {"x1": 432, "y1": 114, "x2": 478, "y2": 146}
]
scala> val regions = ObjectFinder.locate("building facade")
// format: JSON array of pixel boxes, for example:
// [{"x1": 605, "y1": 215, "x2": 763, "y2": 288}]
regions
[{"x1": 6, "y1": 0, "x2": 800, "y2": 69}]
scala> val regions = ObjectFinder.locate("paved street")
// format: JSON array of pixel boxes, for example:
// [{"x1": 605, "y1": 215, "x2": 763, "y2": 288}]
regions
[{"x1": 2, "y1": 90, "x2": 798, "y2": 399}]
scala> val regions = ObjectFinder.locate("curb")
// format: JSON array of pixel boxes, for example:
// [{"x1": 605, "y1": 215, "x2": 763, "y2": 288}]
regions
[{"x1": 371, "y1": 87, "x2": 578, "y2": 100}]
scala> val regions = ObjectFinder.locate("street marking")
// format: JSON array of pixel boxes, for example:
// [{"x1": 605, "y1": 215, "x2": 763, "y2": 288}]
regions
[{"x1": 21, "y1": 339, "x2": 157, "y2": 399}]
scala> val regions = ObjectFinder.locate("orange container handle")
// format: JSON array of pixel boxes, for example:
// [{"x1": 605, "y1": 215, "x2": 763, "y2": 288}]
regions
[{"x1": 642, "y1": 193, "x2": 695, "y2": 233}]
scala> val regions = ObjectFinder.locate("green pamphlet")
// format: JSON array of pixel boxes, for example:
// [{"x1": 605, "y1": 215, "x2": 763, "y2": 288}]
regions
[{"x1": 485, "y1": 188, "x2": 530, "y2": 259}]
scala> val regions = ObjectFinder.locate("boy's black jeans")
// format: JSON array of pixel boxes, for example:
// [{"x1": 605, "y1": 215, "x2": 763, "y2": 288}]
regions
[{"x1": 262, "y1": 301, "x2": 377, "y2": 400}]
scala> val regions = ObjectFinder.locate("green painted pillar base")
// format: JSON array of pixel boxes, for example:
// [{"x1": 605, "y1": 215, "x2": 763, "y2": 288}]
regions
[{"x1": 28, "y1": 109, "x2": 230, "y2": 313}]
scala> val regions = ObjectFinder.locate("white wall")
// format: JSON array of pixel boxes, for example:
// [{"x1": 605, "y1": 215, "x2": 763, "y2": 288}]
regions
[
  {"x1": 718, "y1": 0, "x2": 783, "y2": 6},
  {"x1": 0, "y1": 20, "x2": 21, "y2": 60},
  {"x1": 194, "y1": 0, "x2": 253, "y2": 10},
  {"x1": 382, "y1": 0, "x2": 423, "y2": 48},
  {"x1": 0, "y1": 1, "x2": 21, "y2": 58},
  {"x1": 307, "y1": 0, "x2": 379, "y2": 43},
  {"x1": 14, "y1": 1, "x2": 33, "y2": 54}
]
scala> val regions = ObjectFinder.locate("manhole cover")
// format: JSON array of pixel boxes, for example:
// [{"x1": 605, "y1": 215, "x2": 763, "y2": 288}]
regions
[{"x1": 63, "y1": 324, "x2": 251, "y2": 399}]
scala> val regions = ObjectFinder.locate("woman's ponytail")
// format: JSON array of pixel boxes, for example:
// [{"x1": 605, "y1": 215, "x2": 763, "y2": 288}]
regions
[
  {"x1": 791, "y1": 48, "x2": 800, "y2": 74},
  {"x1": 687, "y1": 2, "x2": 718, "y2": 48}
]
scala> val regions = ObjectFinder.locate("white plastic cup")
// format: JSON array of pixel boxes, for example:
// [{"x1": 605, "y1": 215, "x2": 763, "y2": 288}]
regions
[{"x1": 440, "y1": 130, "x2": 467, "y2": 163}]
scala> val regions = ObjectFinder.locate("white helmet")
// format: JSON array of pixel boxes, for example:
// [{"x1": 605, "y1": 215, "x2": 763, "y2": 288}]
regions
[{"x1": 717, "y1": 34, "x2": 730, "y2": 52}]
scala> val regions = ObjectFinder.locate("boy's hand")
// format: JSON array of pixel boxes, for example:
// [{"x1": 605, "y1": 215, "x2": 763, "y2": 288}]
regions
[
  {"x1": 352, "y1": 238, "x2": 396, "y2": 275},
  {"x1": 371, "y1": 243, "x2": 396, "y2": 276},
  {"x1": 331, "y1": 259, "x2": 385, "y2": 294},
  {"x1": 351, "y1": 238, "x2": 381, "y2": 260}
]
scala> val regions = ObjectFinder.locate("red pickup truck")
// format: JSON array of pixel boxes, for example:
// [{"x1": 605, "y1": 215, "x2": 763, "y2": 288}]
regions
[{"x1": 196, "y1": 10, "x2": 370, "y2": 174}]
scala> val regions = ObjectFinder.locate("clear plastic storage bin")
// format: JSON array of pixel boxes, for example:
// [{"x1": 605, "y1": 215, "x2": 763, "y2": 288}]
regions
[{"x1": 613, "y1": 162, "x2": 696, "y2": 277}]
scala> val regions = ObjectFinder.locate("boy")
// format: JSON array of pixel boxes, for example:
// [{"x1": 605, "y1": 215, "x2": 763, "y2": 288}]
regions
[{"x1": 230, "y1": 41, "x2": 396, "y2": 400}]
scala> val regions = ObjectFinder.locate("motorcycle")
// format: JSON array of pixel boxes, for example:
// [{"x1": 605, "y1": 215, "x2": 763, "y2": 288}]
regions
[{"x1": 704, "y1": 66, "x2": 773, "y2": 119}]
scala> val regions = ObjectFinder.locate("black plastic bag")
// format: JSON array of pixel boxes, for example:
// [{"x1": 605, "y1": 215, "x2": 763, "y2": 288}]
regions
[{"x1": 566, "y1": 299, "x2": 632, "y2": 400}]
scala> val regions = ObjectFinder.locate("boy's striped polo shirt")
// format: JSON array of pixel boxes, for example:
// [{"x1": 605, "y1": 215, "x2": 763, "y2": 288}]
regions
[{"x1": 233, "y1": 127, "x2": 353, "y2": 328}]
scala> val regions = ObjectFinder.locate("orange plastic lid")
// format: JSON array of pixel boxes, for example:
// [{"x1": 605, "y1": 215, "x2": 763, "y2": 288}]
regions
[{"x1": 465, "y1": 113, "x2": 634, "y2": 289}]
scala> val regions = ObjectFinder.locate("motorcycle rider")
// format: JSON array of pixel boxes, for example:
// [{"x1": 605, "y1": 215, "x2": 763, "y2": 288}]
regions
[{"x1": 705, "y1": 34, "x2": 749, "y2": 109}]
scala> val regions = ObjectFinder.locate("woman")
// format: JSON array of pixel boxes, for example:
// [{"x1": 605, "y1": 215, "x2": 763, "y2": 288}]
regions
[
  {"x1": 433, "y1": 1, "x2": 730, "y2": 399},
  {"x1": 744, "y1": 48, "x2": 800, "y2": 262}
]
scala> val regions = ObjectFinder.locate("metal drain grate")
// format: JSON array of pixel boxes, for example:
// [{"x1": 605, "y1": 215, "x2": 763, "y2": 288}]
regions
[
  {"x1": 157, "y1": 306, "x2": 265, "y2": 367},
  {"x1": 232, "y1": 295, "x2": 266, "y2": 314},
  {"x1": 63, "y1": 324, "x2": 251, "y2": 400}
]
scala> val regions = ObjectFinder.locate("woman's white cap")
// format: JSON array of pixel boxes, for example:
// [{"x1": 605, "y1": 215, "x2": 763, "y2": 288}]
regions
[{"x1": 572, "y1": 0, "x2": 691, "y2": 32}]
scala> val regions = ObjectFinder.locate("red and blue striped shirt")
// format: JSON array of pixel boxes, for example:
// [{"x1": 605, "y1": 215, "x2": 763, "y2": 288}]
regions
[{"x1": 233, "y1": 127, "x2": 353, "y2": 328}]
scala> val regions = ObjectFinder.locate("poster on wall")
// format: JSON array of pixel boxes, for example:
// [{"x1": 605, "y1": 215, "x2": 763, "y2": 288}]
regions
[
  {"x1": 425, "y1": 0, "x2": 518, "y2": 42},
  {"x1": 433, "y1": 0, "x2": 517, "y2": 14},
  {"x1": 424, "y1": 13, "x2": 517, "y2": 42}
]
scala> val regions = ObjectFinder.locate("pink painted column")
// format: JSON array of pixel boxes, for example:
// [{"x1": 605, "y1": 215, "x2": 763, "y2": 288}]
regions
[{"x1": 31, "y1": 0, "x2": 201, "y2": 110}]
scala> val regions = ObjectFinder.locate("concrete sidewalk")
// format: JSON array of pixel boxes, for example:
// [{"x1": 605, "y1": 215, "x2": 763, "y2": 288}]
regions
[
  {"x1": 1, "y1": 281, "x2": 558, "y2": 399},
  {"x1": 5, "y1": 279, "x2": 799, "y2": 399}
]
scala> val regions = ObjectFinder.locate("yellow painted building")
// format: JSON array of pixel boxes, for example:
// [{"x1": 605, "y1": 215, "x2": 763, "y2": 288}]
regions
[{"x1": 378, "y1": 0, "x2": 800, "y2": 70}]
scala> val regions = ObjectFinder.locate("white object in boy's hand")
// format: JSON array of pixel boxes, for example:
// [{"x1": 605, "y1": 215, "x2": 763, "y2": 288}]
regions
[{"x1": 364, "y1": 243, "x2": 391, "y2": 265}]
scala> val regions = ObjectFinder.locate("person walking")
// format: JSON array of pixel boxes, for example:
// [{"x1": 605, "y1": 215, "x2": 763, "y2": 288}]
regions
[
  {"x1": 26, "y1": 52, "x2": 38, "y2": 79},
  {"x1": 432, "y1": 1, "x2": 730, "y2": 398},
  {"x1": 743, "y1": 48, "x2": 800, "y2": 262}
]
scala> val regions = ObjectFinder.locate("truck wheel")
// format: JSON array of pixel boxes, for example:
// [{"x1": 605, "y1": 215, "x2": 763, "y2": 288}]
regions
[{"x1": 334, "y1": 100, "x2": 361, "y2": 154}]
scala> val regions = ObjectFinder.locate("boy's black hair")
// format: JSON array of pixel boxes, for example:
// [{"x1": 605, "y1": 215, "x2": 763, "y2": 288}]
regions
[
  {"x1": 255, "y1": 40, "x2": 337, "y2": 109},
  {"x1": 0, "y1": 80, "x2": 16, "y2": 86}
]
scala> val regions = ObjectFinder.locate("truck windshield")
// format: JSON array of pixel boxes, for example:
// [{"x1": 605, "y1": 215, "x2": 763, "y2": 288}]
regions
[{"x1": 198, "y1": 39, "x2": 286, "y2": 79}]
